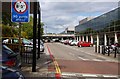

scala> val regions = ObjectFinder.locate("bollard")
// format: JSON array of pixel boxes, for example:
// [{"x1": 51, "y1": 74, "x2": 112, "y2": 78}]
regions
[
  {"x1": 108, "y1": 46, "x2": 110, "y2": 56},
  {"x1": 114, "y1": 47, "x2": 117, "y2": 58},
  {"x1": 102, "y1": 46, "x2": 105, "y2": 55},
  {"x1": 95, "y1": 45, "x2": 97, "y2": 52},
  {"x1": 98, "y1": 45, "x2": 100, "y2": 53}
]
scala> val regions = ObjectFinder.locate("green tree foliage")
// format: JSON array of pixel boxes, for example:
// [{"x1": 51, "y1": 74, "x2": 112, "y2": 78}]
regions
[
  {"x1": 2, "y1": 12, "x2": 18, "y2": 37},
  {"x1": 21, "y1": 16, "x2": 33, "y2": 38},
  {"x1": 2, "y1": 12, "x2": 17, "y2": 26},
  {"x1": 21, "y1": 16, "x2": 44, "y2": 39},
  {"x1": 2, "y1": 24, "x2": 18, "y2": 37}
]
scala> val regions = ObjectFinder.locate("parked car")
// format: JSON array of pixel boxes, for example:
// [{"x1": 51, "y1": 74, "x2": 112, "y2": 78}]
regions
[
  {"x1": 60, "y1": 40, "x2": 65, "y2": 44},
  {"x1": 37, "y1": 40, "x2": 44, "y2": 52},
  {"x1": 64, "y1": 40, "x2": 69, "y2": 45},
  {"x1": 70, "y1": 40, "x2": 78, "y2": 46},
  {"x1": 31, "y1": 39, "x2": 44, "y2": 52},
  {"x1": 1, "y1": 66, "x2": 24, "y2": 79},
  {"x1": 2, "y1": 45, "x2": 21, "y2": 68},
  {"x1": 77, "y1": 41, "x2": 93, "y2": 47},
  {"x1": 2, "y1": 38, "x2": 33, "y2": 52},
  {"x1": 68, "y1": 40, "x2": 73, "y2": 45}
]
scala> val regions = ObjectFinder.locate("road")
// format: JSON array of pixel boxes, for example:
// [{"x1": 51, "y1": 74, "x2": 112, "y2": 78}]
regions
[{"x1": 45, "y1": 42, "x2": 119, "y2": 79}]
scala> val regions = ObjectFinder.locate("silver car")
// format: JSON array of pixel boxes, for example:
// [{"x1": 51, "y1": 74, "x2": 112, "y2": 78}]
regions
[{"x1": 36, "y1": 40, "x2": 44, "y2": 52}]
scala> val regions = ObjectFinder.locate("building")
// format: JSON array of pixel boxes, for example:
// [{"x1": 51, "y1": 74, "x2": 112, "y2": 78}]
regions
[
  {"x1": 65, "y1": 26, "x2": 75, "y2": 34},
  {"x1": 75, "y1": 7, "x2": 120, "y2": 47},
  {"x1": 79, "y1": 17, "x2": 93, "y2": 25}
]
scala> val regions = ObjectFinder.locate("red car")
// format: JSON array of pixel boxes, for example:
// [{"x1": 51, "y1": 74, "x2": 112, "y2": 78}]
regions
[{"x1": 77, "y1": 41, "x2": 93, "y2": 47}]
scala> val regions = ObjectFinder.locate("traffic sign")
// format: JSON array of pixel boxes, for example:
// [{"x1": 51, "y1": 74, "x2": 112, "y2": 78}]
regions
[{"x1": 11, "y1": 0, "x2": 30, "y2": 22}]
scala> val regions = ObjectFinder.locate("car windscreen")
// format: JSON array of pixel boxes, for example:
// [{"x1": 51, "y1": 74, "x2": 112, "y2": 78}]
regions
[
  {"x1": 2, "y1": 45, "x2": 15, "y2": 54},
  {"x1": 22, "y1": 39, "x2": 31, "y2": 44}
]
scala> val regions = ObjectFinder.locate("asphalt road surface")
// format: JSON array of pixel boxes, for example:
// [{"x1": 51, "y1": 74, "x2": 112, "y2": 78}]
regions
[{"x1": 45, "y1": 42, "x2": 119, "y2": 79}]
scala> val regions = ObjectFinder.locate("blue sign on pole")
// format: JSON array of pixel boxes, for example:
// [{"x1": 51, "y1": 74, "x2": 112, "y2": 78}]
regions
[{"x1": 11, "y1": 0, "x2": 30, "y2": 22}]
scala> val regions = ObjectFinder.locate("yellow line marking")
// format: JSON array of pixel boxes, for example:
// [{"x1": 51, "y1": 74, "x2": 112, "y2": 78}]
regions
[
  {"x1": 46, "y1": 44, "x2": 61, "y2": 74},
  {"x1": 54, "y1": 60, "x2": 61, "y2": 74}
]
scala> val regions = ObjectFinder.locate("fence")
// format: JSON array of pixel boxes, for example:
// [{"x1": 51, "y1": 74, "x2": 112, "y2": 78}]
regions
[{"x1": 3, "y1": 43, "x2": 34, "y2": 64}]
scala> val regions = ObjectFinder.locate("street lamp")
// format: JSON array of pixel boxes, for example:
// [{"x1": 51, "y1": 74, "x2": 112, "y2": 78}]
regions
[{"x1": 46, "y1": 26, "x2": 47, "y2": 34}]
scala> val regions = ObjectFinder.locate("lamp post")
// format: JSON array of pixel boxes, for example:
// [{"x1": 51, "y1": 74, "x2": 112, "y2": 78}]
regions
[
  {"x1": 37, "y1": 2, "x2": 41, "y2": 59},
  {"x1": 46, "y1": 26, "x2": 47, "y2": 34},
  {"x1": 32, "y1": 0, "x2": 38, "y2": 72}
]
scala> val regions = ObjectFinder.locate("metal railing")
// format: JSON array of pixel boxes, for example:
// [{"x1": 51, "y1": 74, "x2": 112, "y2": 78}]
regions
[{"x1": 3, "y1": 43, "x2": 34, "y2": 64}]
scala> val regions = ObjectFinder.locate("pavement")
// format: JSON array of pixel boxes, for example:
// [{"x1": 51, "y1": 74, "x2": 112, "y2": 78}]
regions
[{"x1": 20, "y1": 47, "x2": 55, "y2": 79}]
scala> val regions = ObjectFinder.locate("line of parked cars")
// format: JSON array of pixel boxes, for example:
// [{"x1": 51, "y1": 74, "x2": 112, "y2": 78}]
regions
[
  {"x1": 60, "y1": 39, "x2": 93, "y2": 47},
  {"x1": 60, "y1": 39, "x2": 120, "y2": 54},
  {"x1": 2, "y1": 37, "x2": 44, "y2": 53}
]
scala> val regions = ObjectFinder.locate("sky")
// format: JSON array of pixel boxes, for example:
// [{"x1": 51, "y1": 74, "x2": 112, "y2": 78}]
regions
[{"x1": 39, "y1": 0, "x2": 119, "y2": 34}]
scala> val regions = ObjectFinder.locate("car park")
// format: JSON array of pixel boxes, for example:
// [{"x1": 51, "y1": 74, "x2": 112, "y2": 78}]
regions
[
  {"x1": 2, "y1": 45, "x2": 21, "y2": 68},
  {"x1": 1, "y1": 66, "x2": 24, "y2": 79},
  {"x1": 77, "y1": 41, "x2": 93, "y2": 47}
]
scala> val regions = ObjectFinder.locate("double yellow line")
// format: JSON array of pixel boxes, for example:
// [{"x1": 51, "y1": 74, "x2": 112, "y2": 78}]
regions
[
  {"x1": 46, "y1": 45, "x2": 61, "y2": 77},
  {"x1": 54, "y1": 60, "x2": 61, "y2": 74}
]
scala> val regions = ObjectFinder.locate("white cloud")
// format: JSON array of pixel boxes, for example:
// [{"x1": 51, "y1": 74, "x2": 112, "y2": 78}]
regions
[
  {"x1": 40, "y1": 2, "x2": 118, "y2": 33},
  {"x1": 39, "y1": 0, "x2": 119, "y2": 2}
]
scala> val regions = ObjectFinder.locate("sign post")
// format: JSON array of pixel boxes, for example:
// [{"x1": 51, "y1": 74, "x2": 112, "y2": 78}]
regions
[
  {"x1": 11, "y1": 0, "x2": 30, "y2": 22},
  {"x1": 11, "y1": 0, "x2": 30, "y2": 67}
]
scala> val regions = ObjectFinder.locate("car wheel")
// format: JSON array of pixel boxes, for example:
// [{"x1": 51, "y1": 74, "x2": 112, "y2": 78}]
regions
[
  {"x1": 79, "y1": 45, "x2": 82, "y2": 47},
  {"x1": 42, "y1": 49, "x2": 44, "y2": 52}
]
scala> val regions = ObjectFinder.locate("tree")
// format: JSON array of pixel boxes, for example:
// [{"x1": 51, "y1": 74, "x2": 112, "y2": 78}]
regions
[
  {"x1": 21, "y1": 16, "x2": 44, "y2": 39},
  {"x1": 2, "y1": 12, "x2": 17, "y2": 26},
  {"x1": 2, "y1": 12, "x2": 18, "y2": 37},
  {"x1": 2, "y1": 24, "x2": 18, "y2": 37}
]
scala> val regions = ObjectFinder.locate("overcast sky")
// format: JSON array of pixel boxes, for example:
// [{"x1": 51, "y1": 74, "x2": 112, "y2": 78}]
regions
[{"x1": 39, "y1": 0, "x2": 119, "y2": 34}]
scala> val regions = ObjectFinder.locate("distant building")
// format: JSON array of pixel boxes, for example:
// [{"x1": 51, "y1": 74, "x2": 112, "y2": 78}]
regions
[
  {"x1": 60, "y1": 26, "x2": 75, "y2": 34},
  {"x1": 65, "y1": 26, "x2": 75, "y2": 34}
]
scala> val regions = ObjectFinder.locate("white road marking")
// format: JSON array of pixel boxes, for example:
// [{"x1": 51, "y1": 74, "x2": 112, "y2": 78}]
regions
[
  {"x1": 82, "y1": 74, "x2": 98, "y2": 77},
  {"x1": 103, "y1": 75, "x2": 118, "y2": 78},
  {"x1": 62, "y1": 73, "x2": 76, "y2": 76},
  {"x1": 58, "y1": 72, "x2": 118, "y2": 78},
  {"x1": 92, "y1": 59, "x2": 103, "y2": 61},
  {"x1": 78, "y1": 57, "x2": 89, "y2": 60}
]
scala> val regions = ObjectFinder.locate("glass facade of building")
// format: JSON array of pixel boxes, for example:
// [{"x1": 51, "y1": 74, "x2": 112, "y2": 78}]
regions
[{"x1": 75, "y1": 7, "x2": 120, "y2": 35}]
